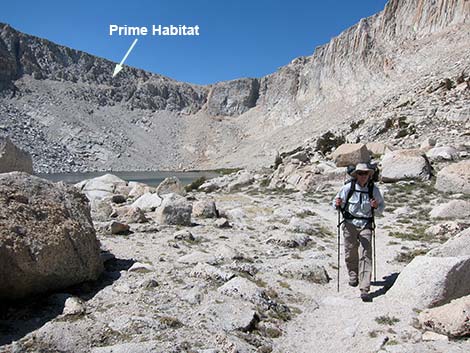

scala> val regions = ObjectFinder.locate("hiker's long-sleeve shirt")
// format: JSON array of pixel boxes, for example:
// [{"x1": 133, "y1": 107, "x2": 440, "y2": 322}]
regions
[{"x1": 332, "y1": 182, "x2": 385, "y2": 229}]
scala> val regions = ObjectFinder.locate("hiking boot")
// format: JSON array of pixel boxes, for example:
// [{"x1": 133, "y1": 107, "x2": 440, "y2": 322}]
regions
[
  {"x1": 348, "y1": 277, "x2": 358, "y2": 287},
  {"x1": 360, "y1": 292, "x2": 372, "y2": 302}
]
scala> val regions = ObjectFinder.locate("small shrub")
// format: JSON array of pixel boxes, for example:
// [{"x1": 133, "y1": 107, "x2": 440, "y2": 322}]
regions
[
  {"x1": 350, "y1": 119, "x2": 365, "y2": 131},
  {"x1": 315, "y1": 131, "x2": 345, "y2": 155},
  {"x1": 185, "y1": 176, "x2": 206, "y2": 192},
  {"x1": 159, "y1": 316, "x2": 183, "y2": 328},
  {"x1": 265, "y1": 327, "x2": 282, "y2": 338},
  {"x1": 394, "y1": 249, "x2": 429, "y2": 263},
  {"x1": 215, "y1": 168, "x2": 241, "y2": 175},
  {"x1": 260, "y1": 178, "x2": 270, "y2": 187},
  {"x1": 376, "y1": 118, "x2": 394, "y2": 135},
  {"x1": 375, "y1": 315, "x2": 400, "y2": 325}
]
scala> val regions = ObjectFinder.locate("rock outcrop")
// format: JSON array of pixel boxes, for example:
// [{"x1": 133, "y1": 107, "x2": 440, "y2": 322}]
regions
[
  {"x1": 206, "y1": 78, "x2": 260, "y2": 116},
  {"x1": 156, "y1": 177, "x2": 186, "y2": 197},
  {"x1": 419, "y1": 295, "x2": 470, "y2": 338},
  {"x1": 429, "y1": 200, "x2": 470, "y2": 219},
  {"x1": 435, "y1": 160, "x2": 470, "y2": 195},
  {"x1": 131, "y1": 192, "x2": 163, "y2": 212},
  {"x1": 75, "y1": 174, "x2": 130, "y2": 202},
  {"x1": 155, "y1": 193, "x2": 192, "y2": 226},
  {"x1": 330, "y1": 144, "x2": 370, "y2": 167},
  {"x1": 0, "y1": 137, "x2": 33, "y2": 174},
  {"x1": 427, "y1": 227, "x2": 470, "y2": 257},
  {"x1": 387, "y1": 255, "x2": 470, "y2": 309},
  {"x1": 0, "y1": 172, "x2": 103, "y2": 299},
  {"x1": 381, "y1": 149, "x2": 432, "y2": 182}
]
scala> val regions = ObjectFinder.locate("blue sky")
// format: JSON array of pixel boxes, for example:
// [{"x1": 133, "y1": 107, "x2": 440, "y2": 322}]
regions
[{"x1": 2, "y1": 0, "x2": 388, "y2": 85}]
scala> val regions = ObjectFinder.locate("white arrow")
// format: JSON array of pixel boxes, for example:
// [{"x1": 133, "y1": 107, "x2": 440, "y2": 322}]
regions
[{"x1": 112, "y1": 38, "x2": 139, "y2": 78}]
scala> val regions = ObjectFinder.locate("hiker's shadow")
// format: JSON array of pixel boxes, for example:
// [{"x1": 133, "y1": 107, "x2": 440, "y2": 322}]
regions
[
  {"x1": 0, "y1": 256, "x2": 134, "y2": 347},
  {"x1": 369, "y1": 272, "x2": 399, "y2": 300}
]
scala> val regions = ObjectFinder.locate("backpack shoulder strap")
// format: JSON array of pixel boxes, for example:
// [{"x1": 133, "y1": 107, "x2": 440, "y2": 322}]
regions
[
  {"x1": 345, "y1": 179, "x2": 356, "y2": 207},
  {"x1": 368, "y1": 181, "x2": 374, "y2": 199}
]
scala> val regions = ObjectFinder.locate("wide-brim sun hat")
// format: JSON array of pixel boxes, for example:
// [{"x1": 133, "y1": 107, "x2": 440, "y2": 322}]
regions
[{"x1": 351, "y1": 163, "x2": 373, "y2": 177}]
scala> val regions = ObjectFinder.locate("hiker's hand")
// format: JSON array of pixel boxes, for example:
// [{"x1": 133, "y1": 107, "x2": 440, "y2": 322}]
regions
[
  {"x1": 335, "y1": 198, "x2": 342, "y2": 208},
  {"x1": 370, "y1": 198, "x2": 378, "y2": 209}
]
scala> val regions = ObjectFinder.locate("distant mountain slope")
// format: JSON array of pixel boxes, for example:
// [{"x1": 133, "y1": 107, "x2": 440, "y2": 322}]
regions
[{"x1": 0, "y1": 0, "x2": 468, "y2": 173}]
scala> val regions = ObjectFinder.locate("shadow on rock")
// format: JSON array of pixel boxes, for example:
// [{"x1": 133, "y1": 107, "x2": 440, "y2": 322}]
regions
[
  {"x1": 0, "y1": 256, "x2": 134, "y2": 346},
  {"x1": 369, "y1": 272, "x2": 399, "y2": 300}
]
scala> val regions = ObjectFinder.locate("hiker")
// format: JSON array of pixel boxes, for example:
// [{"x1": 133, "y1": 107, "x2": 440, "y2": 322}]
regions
[{"x1": 333, "y1": 163, "x2": 385, "y2": 302}]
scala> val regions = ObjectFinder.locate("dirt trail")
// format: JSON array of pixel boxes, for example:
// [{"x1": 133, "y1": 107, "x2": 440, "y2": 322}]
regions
[{"x1": 272, "y1": 197, "x2": 468, "y2": 353}]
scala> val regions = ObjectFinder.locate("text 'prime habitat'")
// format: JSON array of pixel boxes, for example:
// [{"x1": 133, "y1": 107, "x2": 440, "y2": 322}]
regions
[{"x1": 109, "y1": 24, "x2": 200, "y2": 36}]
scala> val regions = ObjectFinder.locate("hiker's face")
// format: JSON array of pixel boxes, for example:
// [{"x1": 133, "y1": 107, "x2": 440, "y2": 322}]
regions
[{"x1": 356, "y1": 172, "x2": 369, "y2": 185}]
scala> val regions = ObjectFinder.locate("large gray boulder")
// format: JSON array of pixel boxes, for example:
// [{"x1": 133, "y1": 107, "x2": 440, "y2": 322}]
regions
[
  {"x1": 435, "y1": 160, "x2": 470, "y2": 195},
  {"x1": 386, "y1": 255, "x2": 470, "y2": 309},
  {"x1": 366, "y1": 142, "x2": 391, "y2": 157},
  {"x1": 156, "y1": 176, "x2": 186, "y2": 197},
  {"x1": 419, "y1": 295, "x2": 470, "y2": 338},
  {"x1": 111, "y1": 205, "x2": 148, "y2": 224},
  {"x1": 381, "y1": 149, "x2": 432, "y2": 182},
  {"x1": 425, "y1": 146, "x2": 459, "y2": 161},
  {"x1": 75, "y1": 174, "x2": 129, "y2": 202},
  {"x1": 193, "y1": 200, "x2": 218, "y2": 218},
  {"x1": 427, "y1": 228, "x2": 470, "y2": 257},
  {"x1": 0, "y1": 172, "x2": 103, "y2": 300},
  {"x1": 131, "y1": 192, "x2": 162, "y2": 212},
  {"x1": 199, "y1": 299, "x2": 259, "y2": 332},
  {"x1": 430, "y1": 200, "x2": 470, "y2": 219},
  {"x1": 155, "y1": 193, "x2": 192, "y2": 226},
  {"x1": 218, "y1": 277, "x2": 267, "y2": 305},
  {"x1": 227, "y1": 171, "x2": 255, "y2": 192},
  {"x1": 128, "y1": 181, "x2": 155, "y2": 199},
  {"x1": 330, "y1": 143, "x2": 370, "y2": 167},
  {"x1": 0, "y1": 137, "x2": 33, "y2": 174}
]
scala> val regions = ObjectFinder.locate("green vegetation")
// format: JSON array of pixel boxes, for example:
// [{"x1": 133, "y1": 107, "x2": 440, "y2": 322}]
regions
[
  {"x1": 389, "y1": 226, "x2": 431, "y2": 242},
  {"x1": 265, "y1": 327, "x2": 282, "y2": 338},
  {"x1": 257, "y1": 345, "x2": 274, "y2": 353},
  {"x1": 253, "y1": 277, "x2": 268, "y2": 288},
  {"x1": 375, "y1": 315, "x2": 400, "y2": 326},
  {"x1": 318, "y1": 226, "x2": 334, "y2": 238},
  {"x1": 214, "y1": 168, "x2": 242, "y2": 175},
  {"x1": 185, "y1": 176, "x2": 206, "y2": 192},
  {"x1": 259, "y1": 178, "x2": 271, "y2": 187},
  {"x1": 278, "y1": 281, "x2": 291, "y2": 290},
  {"x1": 296, "y1": 209, "x2": 316, "y2": 218},
  {"x1": 350, "y1": 119, "x2": 365, "y2": 131},
  {"x1": 394, "y1": 248, "x2": 429, "y2": 263},
  {"x1": 159, "y1": 316, "x2": 183, "y2": 328},
  {"x1": 315, "y1": 131, "x2": 345, "y2": 154}
]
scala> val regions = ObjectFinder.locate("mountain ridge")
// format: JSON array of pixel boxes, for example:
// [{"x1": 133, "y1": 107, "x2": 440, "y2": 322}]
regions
[{"x1": 0, "y1": 0, "x2": 468, "y2": 173}]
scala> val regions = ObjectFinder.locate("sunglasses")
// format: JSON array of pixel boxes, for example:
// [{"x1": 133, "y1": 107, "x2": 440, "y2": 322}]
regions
[{"x1": 356, "y1": 171, "x2": 369, "y2": 176}]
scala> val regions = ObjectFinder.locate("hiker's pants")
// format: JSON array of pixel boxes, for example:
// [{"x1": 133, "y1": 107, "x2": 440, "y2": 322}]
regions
[{"x1": 343, "y1": 222, "x2": 372, "y2": 293}]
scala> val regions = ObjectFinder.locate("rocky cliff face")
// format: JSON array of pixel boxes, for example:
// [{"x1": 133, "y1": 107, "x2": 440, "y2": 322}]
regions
[{"x1": 0, "y1": 0, "x2": 468, "y2": 172}]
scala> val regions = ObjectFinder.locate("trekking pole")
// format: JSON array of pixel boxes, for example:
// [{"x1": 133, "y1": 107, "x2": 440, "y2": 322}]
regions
[
  {"x1": 337, "y1": 208, "x2": 341, "y2": 292},
  {"x1": 372, "y1": 209, "x2": 376, "y2": 282}
]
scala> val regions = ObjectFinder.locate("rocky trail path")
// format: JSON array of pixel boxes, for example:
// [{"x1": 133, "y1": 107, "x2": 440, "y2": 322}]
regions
[
  {"x1": 2, "y1": 170, "x2": 470, "y2": 353},
  {"x1": 268, "y1": 185, "x2": 469, "y2": 353},
  {"x1": 268, "y1": 195, "x2": 400, "y2": 353}
]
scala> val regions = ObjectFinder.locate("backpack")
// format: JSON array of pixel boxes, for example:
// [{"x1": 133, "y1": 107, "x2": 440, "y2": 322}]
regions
[{"x1": 342, "y1": 179, "x2": 375, "y2": 223}]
